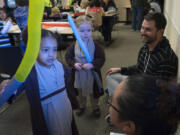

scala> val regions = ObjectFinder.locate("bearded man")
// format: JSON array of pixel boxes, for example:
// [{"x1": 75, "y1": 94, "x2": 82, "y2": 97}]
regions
[{"x1": 106, "y1": 12, "x2": 178, "y2": 96}]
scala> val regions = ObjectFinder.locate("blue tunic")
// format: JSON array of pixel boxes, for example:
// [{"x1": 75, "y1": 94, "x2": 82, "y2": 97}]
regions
[{"x1": 35, "y1": 60, "x2": 72, "y2": 135}]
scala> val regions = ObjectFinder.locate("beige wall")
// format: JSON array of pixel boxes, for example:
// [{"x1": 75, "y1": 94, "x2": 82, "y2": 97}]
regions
[
  {"x1": 164, "y1": 0, "x2": 180, "y2": 81},
  {"x1": 114, "y1": 0, "x2": 131, "y2": 21}
]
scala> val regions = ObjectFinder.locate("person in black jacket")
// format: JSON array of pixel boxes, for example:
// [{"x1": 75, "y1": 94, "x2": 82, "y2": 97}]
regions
[
  {"x1": 101, "y1": 0, "x2": 117, "y2": 45},
  {"x1": 106, "y1": 12, "x2": 178, "y2": 96}
]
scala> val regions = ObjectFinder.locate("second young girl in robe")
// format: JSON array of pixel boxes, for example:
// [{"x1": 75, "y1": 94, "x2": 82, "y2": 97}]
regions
[{"x1": 65, "y1": 15, "x2": 105, "y2": 118}]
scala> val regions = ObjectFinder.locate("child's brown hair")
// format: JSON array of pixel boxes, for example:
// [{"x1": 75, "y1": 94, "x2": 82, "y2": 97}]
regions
[{"x1": 22, "y1": 27, "x2": 61, "y2": 48}]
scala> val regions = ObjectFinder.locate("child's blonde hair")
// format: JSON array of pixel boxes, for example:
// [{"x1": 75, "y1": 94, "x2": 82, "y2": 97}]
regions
[{"x1": 75, "y1": 15, "x2": 93, "y2": 29}]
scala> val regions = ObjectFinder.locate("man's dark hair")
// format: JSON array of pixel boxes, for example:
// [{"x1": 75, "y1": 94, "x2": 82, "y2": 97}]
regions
[{"x1": 144, "y1": 12, "x2": 167, "y2": 30}]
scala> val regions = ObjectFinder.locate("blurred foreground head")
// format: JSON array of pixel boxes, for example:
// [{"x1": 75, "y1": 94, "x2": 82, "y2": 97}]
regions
[{"x1": 109, "y1": 75, "x2": 180, "y2": 135}]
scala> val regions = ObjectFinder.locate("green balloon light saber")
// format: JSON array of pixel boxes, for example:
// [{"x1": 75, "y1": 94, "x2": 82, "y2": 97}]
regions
[{"x1": 0, "y1": 0, "x2": 44, "y2": 106}]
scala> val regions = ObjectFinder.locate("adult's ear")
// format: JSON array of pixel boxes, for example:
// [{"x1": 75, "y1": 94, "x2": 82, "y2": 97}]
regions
[
  {"x1": 120, "y1": 121, "x2": 136, "y2": 135},
  {"x1": 158, "y1": 29, "x2": 164, "y2": 35}
]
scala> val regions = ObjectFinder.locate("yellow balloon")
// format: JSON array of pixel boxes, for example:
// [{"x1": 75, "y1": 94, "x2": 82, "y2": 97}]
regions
[{"x1": 14, "y1": 0, "x2": 44, "y2": 82}]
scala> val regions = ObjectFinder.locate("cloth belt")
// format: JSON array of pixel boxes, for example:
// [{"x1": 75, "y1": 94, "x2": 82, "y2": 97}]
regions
[{"x1": 40, "y1": 87, "x2": 66, "y2": 101}]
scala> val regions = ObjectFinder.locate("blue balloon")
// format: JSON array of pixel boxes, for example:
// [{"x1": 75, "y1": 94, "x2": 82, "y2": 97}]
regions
[{"x1": 68, "y1": 16, "x2": 93, "y2": 63}]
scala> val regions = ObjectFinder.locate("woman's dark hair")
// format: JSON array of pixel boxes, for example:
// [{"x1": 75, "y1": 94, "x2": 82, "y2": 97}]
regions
[
  {"x1": 15, "y1": 0, "x2": 29, "y2": 6},
  {"x1": 94, "y1": 0, "x2": 101, "y2": 7},
  {"x1": 144, "y1": 12, "x2": 167, "y2": 30},
  {"x1": 89, "y1": 0, "x2": 101, "y2": 7},
  {"x1": 22, "y1": 27, "x2": 61, "y2": 49},
  {"x1": 117, "y1": 75, "x2": 180, "y2": 135}
]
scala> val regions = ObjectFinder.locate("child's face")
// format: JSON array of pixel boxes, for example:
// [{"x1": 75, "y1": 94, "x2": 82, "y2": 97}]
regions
[
  {"x1": 37, "y1": 37, "x2": 57, "y2": 67},
  {"x1": 78, "y1": 23, "x2": 92, "y2": 42},
  {"x1": 0, "y1": 10, "x2": 6, "y2": 21}
]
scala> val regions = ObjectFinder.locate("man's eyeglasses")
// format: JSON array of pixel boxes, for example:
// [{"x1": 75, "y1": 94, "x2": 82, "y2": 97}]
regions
[{"x1": 107, "y1": 100, "x2": 121, "y2": 113}]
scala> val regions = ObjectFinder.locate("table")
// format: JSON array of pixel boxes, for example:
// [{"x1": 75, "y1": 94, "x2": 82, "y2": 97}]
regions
[
  {"x1": 8, "y1": 25, "x2": 21, "y2": 34},
  {"x1": 105, "y1": 12, "x2": 118, "y2": 17},
  {"x1": 42, "y1": 22, "x2": 73, "y2": 35},
  {"x1": 8, "y1": 23, "x2": 73, "y2": 35}
]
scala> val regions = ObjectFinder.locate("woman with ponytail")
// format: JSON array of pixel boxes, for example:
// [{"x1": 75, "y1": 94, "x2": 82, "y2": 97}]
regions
[{"x1": 109, "y1": 75, "x2": 180, "y2": 135}]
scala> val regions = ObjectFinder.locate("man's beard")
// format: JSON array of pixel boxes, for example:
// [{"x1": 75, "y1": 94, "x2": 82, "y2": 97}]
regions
[{"x1": 141, "y1": 34, "x2": 155, "y2": 44}]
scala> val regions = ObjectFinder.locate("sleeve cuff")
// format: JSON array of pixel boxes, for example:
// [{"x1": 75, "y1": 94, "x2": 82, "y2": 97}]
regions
[{"x1": 120, "y1": 67, "x2": 128, "y2": 74}]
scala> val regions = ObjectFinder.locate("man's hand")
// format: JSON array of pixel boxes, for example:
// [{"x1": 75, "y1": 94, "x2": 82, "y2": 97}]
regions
[
  {"x1": 74, "y1": 63, "x2": 82, "y2": 70},
  {"x1": 82, "y1": 63, "x2": 94, "y2": 70},
  {"x1": 0, "y1": 80, "x2": 10, "y2": 94},
  {"x1": 106, "y1": 68, "x2": 121, "y2": 75}
]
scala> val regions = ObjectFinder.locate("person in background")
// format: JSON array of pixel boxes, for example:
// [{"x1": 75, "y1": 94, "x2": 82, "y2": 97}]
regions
[
  {"x1": 80, "y1": 0, "x2": 89, "y2": 9},
  {"x1": 85, "y1": 0, "x2": 105, "y2": 29},
  {"x1": 74, "y1": 0, "x2": 82, "y2": 6},
  {"x1": 65, "y1": 16, "x2": 105, "y2": 118},
  {"x1": 0, "y1": 29, "x2": 79, "y2": 135},
  {"x1": 73, "y1": 2, "x2": 81, "y2": 12},
  {"x1": 155, "y1": 0, "x2": 164, "y2": 12},
  {"x1": 14, "y1": 0, "x2": 28, "y2": 31},
  {"x1": 0, "y1": 0, "x2": 5, "y2": 8},
  {"x1": 61, "y1": 0, "x2": 71, "y2": 9},
  {"x1": 0, "y1": 8, "x2": 7, "y2": 21},
  {"x1": 109, "y1": 75, "x2": 180, "y2": 135},
  {"x1": 1, "y1": 0, "x2": 16, "y2": 21},
  {"x1": 101, "y1": 0, "x2": 117, "y2": 45},
  {"x1": 0, "y1": 8, "x2": 13, "y2": 34},
  {"x1": 148, "y1": 0, "x2": 161, "y2": 13},
  {"x1": 49, "y1": 0, "x2": 61, "y2": 17},
  {"x1": 130, "y1": 0, "x2": 147, "y2": 31},
  {"x1": 13, "y1": 0, "x2": 28, "y2": 52},
  {"x1": 44, "y1": 0, "x2": 53, "y2": 18},
  {"x1": 0, "y1": 8, "x2": 13, "y2": 46},
  {"x1": 106, "y1": 12, "x2": 178, "y2": 96}
]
